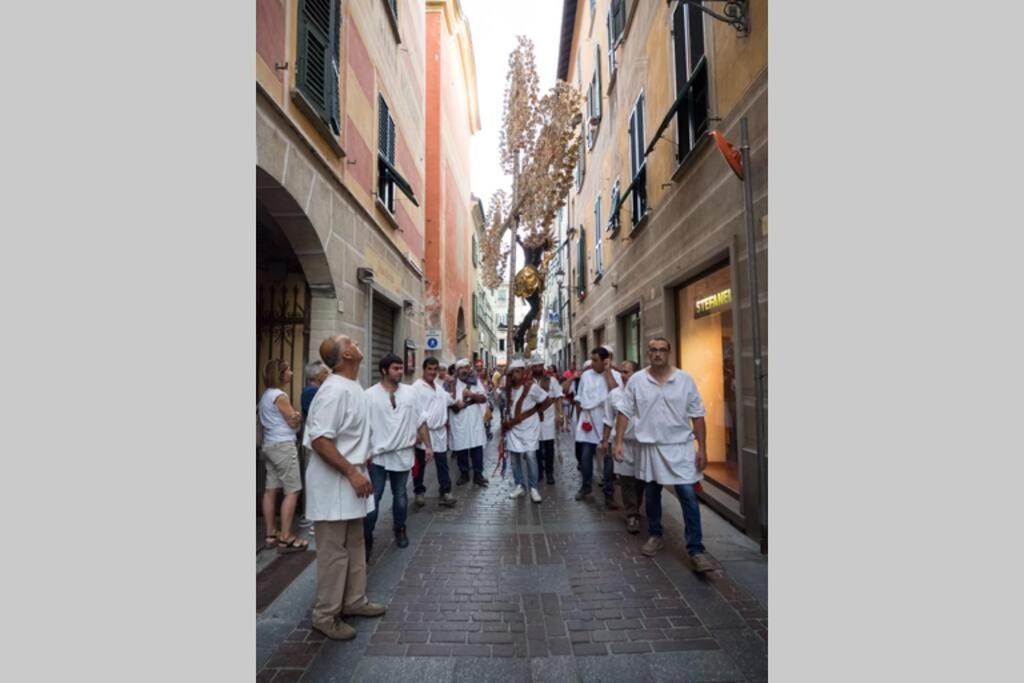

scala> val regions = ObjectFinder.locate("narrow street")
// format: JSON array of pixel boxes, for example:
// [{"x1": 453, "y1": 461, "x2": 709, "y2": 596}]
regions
[{"x1": 257, "y1": 429, "x2": 767, "y2": 682}]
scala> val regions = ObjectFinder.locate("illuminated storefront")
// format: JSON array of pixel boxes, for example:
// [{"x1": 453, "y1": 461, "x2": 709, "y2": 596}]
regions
[{"x1": 676, "y1": 263, "x2": 740, "y2": 495}]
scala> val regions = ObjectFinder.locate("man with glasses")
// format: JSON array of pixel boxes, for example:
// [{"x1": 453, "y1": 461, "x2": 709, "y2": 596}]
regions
[{"x1": 613, "y1": 337, "x2": 714, "y2": 573}]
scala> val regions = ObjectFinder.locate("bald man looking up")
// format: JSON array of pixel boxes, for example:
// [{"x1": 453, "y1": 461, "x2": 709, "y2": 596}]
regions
[{"x1": 303, "y1": 335, "x2": 387, "y2": 640}]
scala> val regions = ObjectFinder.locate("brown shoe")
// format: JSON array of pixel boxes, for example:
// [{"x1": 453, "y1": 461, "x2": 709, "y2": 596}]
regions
[
  {"x1": 641, "y1": 536, "x2": 664, "y2": 557},
  {"x1": 691, "y1": 553, "x2": 715, "y2": 573},
  {"x1": 312, "y1": 618, "x2": 356, "y2": 641},
  {"x1": 342, "y1": 600, "x2": 387, "y2": 618}
]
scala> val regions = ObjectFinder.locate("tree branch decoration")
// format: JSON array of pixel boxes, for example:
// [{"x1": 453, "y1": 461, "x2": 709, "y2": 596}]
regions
[{"x1": 480, "y1": 36, "x2": 581, "y2": 354}]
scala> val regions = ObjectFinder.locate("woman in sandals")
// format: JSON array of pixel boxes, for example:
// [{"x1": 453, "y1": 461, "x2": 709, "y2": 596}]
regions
[{"x1": 258, "y1": 359, "x2": 309, "y2": 553}]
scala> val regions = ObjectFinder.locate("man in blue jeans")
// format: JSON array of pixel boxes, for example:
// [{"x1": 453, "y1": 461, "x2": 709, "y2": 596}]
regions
[
  {"x1": 574, "y1": 347, "x2": 621, "y2": 508},
  {"x1": 363, "y1": 354, "x2": 433, "y2": 561},
  {"x1": 613, "y1": 336, "x2": 714, "y2": 573},
  {"x1": 411, "y1": 357, "x2": 457, "y2": 509}
]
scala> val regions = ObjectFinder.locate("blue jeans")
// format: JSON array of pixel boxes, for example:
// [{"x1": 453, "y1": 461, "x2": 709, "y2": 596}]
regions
[
  {"x1": 413, "y1": 447, "x2": 451, "y2": 495},
  {"x1": 363, "y1": 464, "x2": 410, "y2": 542},
  {"x1": 645, "y1": 482, "x2": 705, "y2": 556},
  {"x1": 455, "y1": 446, "x2": 484, "y2": 476},
  {"x1": 510, "y1": 450, "x2": 538, "y2": 490},
  {"x1": 579, "y1": 442, "x2": 613, "y2": 498}
]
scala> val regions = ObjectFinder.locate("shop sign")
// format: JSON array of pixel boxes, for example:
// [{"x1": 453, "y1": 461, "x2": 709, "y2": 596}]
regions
[{"x1": 695, "y1": 288, "x2": 732, "y2": 319}]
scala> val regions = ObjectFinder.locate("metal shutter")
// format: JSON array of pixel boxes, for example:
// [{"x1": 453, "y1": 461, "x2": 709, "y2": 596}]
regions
[{"x1": 371, "y1": 295, "x2": 397, "y2": 369}]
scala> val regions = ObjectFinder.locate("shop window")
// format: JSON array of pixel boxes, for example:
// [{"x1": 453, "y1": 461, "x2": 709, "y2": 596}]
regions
[
  {"x1": 619, "y1": 309, "x2": 640, "y2": 366},
  {"x1": 676, "y1": 263, "x2": 738, "y2": 494}
]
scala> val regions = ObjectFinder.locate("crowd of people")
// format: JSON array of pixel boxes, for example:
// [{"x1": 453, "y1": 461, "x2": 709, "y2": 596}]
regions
[{"x1": 257, "y1": 333, "x2": 714, "y2": 640}]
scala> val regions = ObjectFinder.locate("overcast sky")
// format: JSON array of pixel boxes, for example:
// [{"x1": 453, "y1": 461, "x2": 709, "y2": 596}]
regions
[{"x1": 460, "y1": 0, "x2": 564, "y2": 211}]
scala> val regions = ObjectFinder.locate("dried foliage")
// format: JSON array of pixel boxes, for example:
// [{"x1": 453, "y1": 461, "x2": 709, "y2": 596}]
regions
[{"x1": 481, "y1": 37, "x2": 582, "y2": 291}]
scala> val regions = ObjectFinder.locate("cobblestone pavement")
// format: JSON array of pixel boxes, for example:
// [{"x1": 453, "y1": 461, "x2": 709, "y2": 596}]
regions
[{"x1": 257, "y1": 431, "x2": 767, "y2": 682}]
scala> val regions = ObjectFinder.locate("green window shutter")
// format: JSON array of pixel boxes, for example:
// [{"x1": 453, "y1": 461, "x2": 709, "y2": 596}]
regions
[
  {"x1": 595, "y1": 46, "x2": 602, "y2": 113},
  {"x1": 297, "y1": 0, "x2": 341, "y2": 135}
]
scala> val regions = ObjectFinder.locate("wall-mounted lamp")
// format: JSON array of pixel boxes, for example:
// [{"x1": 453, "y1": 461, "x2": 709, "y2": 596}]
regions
[
  {"x1": 678, "y1": 1, "x2": 749, "y2": 37},
  {"x1": 356, "y1": 267, "x2": 375, "y2": 285},
  {"x1": 554, "y1": 267, "x2": 566, "y2": 288}
]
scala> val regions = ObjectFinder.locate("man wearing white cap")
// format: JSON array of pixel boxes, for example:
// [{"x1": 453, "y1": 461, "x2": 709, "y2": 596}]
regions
[
  {"x1": 574, "y1": 347, "x2": 622, "y2": 507},
  {"x1": 499, "y1": 357, "x2": 556, "y2": 502},
  {"x1": 450, "y1": 358, "x2": 490, "y2": 486},
  {"x1": 529, "y1": 353, "x2": 565, "y2": 485},
  {"x1": 613, "y1": 337, "x2": 713, "y2": 573}
]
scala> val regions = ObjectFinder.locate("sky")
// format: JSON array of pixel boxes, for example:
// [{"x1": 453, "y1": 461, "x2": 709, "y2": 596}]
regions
[{"x1": 460, "y1": 0, "x2": 565, "y2": 212}]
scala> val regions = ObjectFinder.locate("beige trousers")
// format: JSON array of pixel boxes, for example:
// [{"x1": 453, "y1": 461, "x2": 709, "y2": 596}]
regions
[{"x1": 312, "y1": 519, "x2": 368, "y2": 625}]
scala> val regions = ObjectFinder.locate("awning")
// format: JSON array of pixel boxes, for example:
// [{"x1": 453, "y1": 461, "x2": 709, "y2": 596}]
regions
[
  {"x1": 378, "y1": 154, "x2": 419, "y2": 207},
  {"x1": 643, "y1": 75, "x2": 696, "y2": 160}
]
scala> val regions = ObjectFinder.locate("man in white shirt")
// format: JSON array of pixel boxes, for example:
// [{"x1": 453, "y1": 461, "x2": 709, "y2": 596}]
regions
[
  {"x1": 613, "y1": 336, "x2": 713, "y2": 573},
  {"x1": 530, "y1": 354, "x2": 565, "y2": 485},
  {"x1": 363, "y1": 354, "x2": 433, "y2": 556},
  {"x1": 304, "y1": 335, "x2": 387, "y2": 640},
  {"x1": 601, "y1": 360, "x2": 645, "y2": 534},
  {"x1": 574, "y1": 347, "x2": 622, "y2": 508},
  {"x1": 411, "y1": 356, "x2": 457, "y2": 509},
  {"x1": 450, "y1": 358, "x2": 490, "y2": 487},
  {"x1": 498, "y1": 357, "x2": 556, "y2": 503}
]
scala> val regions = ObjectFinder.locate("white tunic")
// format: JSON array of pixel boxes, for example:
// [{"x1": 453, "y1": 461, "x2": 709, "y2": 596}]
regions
[
  {"x1": 302, "y1": 374, "x2": 375, "y2": 521},
  {"x1": 504, "y1": 382, "x2": 550, "y2": 453},
  {"x1": 366, "y1": 382, "x2": 423, "y2": 472},
  {"x1": 449, "y1": 378, "x2": 487, "y2": 451},
  {"x1": 537, "y1": 378, "x2": 563, "y2": 442},
  {"x1": 574, "y1": 367, "x2": 622, "y2": 444},
  {"x1": 412, "y1": 378, "x2": 454, "y2": 452},
  {"x1": 603, "y1": 386, "x2": 639, "y2": 477},
  {"x1": 622, "y1": 368, "x2": 706, "y2": 485}
]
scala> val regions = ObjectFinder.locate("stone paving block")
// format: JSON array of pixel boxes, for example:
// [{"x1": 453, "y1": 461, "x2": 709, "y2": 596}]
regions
[
  {"x1": 350, "y1": 656, "x2": 455, "y2": 682},
  {"x1": 652, "y1": 638, "x2": 721, "y2": 653},
  {"x1": 593, "y1": 630, "x2": 628, "y2": 643},
  {"x1": 531, "y1": 655, "x2": 580, "y2": 683},
  {"x1": 491, "y1": 644, "x2": 516, "y2": 657},
  {"x1": 453, "y1": 656, "x2": 531, "y2": 681},
  {"x1": 576, "y1": 654, "x2": 653, "y2": 681},
  {"x1": 647, "y1": 651, "x2": 746, "y2": 682},
  {"x1": 406, "y1": 644, "x2": 453, "y2": 657},
  {"x1": 364, "y1": 644, "x2": 408, "y2": 656},
  {"x1": 572, "y1": 642, "x2": 609, "y2": 656}
]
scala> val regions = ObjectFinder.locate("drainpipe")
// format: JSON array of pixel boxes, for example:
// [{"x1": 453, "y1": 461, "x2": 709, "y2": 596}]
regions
[
  {"x1": 357, "y1": 268, "x2": 376, "y2": 387},
  {"x1": 740, "y1": 118, "x2": 768, "y2": 554}
]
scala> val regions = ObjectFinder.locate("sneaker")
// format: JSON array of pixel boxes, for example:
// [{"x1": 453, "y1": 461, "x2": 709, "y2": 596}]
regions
[
  {"x1": 473, "y1": 475, "x2": 489, "y2": 487},
  {"x1": 439, "y1": 492, "x2": 457, "y2": 507},
  {"x1": 641, "y1": 536, "x2": 665, "y2": 557},
  {"x1": 626, "y1": 516, "x2": 641, "y2": 535},
  {"x1": 413, "y1": 494, "x2": 426, "y2": 508},
  {"x1": 456, "y1": 472, "x2": 470, "y2": 486},
  {"x1": 312, "y1": 618, "x2": 357, "y2": 641},
  {"x1": 691, "y1": 553, "x2": 714, "y2": 573},
  {"x1": 395, "y1": 527, "x2": 409, "y2": 548},
  {"x1": 342, "y1": 600, "x2": 387, "y2": 618},
  {"x1": 529, "y1": 487, "x2": 542, "y2": 503},
  {"x1": 509, "y1": 486, "x2": 526, "y2": 499}
]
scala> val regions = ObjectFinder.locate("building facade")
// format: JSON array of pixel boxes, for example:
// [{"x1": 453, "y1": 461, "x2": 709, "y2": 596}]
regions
[
  {"x1": 424, "y1": 0, "x2": 481, "y2": 366},
  {"x1": 257, "y1": 0, "x2": 429, "y2": 395},
  {"x1": 557, "y1": 0, "x2": 768, "y2": 543},
  {"x1": 471, "y1": 197, "x2": 499, "y2": 370}
]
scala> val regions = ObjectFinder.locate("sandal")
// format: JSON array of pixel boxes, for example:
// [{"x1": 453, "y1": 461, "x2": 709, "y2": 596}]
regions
[
  {"x1": 264, "y1": 532, "x2": 279, "y2": 550},
  {"x1": 277, "y1": 536, "x2": 309, "y2": 554}
]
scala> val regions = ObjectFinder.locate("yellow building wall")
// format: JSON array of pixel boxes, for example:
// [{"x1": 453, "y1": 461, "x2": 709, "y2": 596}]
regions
[{"x1": 567, "y1": 0, "x2": 767, "y2": 277}]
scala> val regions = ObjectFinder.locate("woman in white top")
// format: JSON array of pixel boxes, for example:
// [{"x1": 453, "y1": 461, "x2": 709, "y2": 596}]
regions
[{"x1": 258, "y1": 359, "x2": 308, "y2": 553}]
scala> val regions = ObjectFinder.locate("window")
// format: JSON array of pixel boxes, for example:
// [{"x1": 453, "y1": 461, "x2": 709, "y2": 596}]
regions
[
  {"x1": 296, "y1": 0, "x2": 341, "y2": 136},
  {"x1": 627, "y1": 91, "x2": 648, "y2": 227},
  {"x1": 585, "y1": 47, "x2": 603, "y2": 149},
  {"x1": 499, "y1": 338, "x2": 506, "y2": 352},
  {"x1": 574, "y1": 135, "x2": 586, "y2": 192},
  {"x1": 377, "y1": 94, "x2": 419, "y2": 216},
  {"x1": 607, "y1": 0, "x2": 629, "y2": 74},
  {"x1": 594, "y1": 195, "x2": 603, "y2": 278},
  {"x1": 472, "y1": 234, "x2": 479, "y2": 267},
  {"x1": 672, "y1": 1, "x2": 709, "y2": 163},
  {"x1": 472, "y1": 292, "x2": 479, "y2": 329},
  {"x1": 377, "y1": 95, "x2": 397, "y2": 213},
  {"x1": 576, "y1": 226, "x2": 587, "y2": 299},
  {"x1": 608, "y1": 177, "x2": 621, "y2": 235},
  {"x1": 620, "y1": 309, "x2": 640, "y2": 366},
  {"x1": 383, "y1": 0, "x2": 400, "y2": 42}
]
